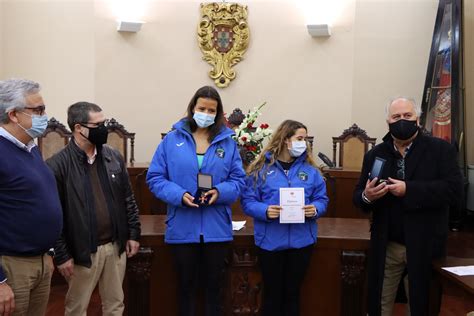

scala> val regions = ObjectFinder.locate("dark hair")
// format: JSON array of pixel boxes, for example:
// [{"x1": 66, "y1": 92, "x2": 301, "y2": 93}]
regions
[
  {"x1": 67, "y1": 101, "x2": 102, "y2": 131},
  {"x1": 186, "y1": 86, "x2": 225, "y2": 142}
]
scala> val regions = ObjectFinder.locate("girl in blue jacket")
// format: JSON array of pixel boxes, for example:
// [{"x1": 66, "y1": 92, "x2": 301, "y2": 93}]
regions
[
  {"x1": 147, "y1": 86, "x2": 245, "y2": 316},
  {"x1": 241, "y1": 119, "x2": 328, "y2": 316}
]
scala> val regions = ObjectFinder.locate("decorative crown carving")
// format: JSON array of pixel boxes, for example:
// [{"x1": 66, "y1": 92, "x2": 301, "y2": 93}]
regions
[
  {"x1": 108, "y1": 118, "x2": 133, "y2": 135},
  {"x1": 338, "y1": 123, "x2": 370, "y2": 140},
  {"x1": 47, "y1": 117, "x2": 70, "y2": 132}
]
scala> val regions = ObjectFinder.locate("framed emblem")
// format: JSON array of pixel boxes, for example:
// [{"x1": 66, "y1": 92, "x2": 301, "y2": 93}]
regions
[{"x1": 198, "y1": 3, "x2": 250, "y2": 88}]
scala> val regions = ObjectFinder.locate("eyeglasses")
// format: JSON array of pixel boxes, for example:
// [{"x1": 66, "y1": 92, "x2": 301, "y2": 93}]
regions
[
  {"x1": 396, "y1": 158, "x2": 405, "y2": 180},
  {"x1": 80, "y1": 119, "x2": 110, "y2": 128},
  {"x1": 24, "y1": 105, "x2": 46, "y2": 116}
]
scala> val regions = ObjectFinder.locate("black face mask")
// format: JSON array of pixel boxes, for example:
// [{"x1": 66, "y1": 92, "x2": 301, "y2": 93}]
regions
[
  {"x1": 389, "y1": 119, "x2": 419, "y2": 141},
  {"x1": 81, "y1": 124, "x2": 108, "y2": 146}
]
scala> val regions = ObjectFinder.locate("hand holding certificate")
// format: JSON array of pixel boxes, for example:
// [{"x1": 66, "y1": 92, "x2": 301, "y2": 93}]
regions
[{"x1": 279, "y1": 187, "x2": 305, "y2": 224}]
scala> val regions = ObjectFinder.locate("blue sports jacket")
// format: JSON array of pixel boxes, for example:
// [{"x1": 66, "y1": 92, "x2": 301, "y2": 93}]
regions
[
  {"x1": 241, "y1": 152, "x2": 328, "y2": 251},
  {"x1": 147, "y1": 119, "x2": 245, "y2": 244}
]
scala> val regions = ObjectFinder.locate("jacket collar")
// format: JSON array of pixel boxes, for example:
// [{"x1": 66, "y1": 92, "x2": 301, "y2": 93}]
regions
[
  {"x1": 172, "y1": 119, "x2": 234, "y2": 145},
  {"x1": 381, "y1": 130, "x2": 422, "y2": 152},
  {"x1": 69, "y1": 137, "x2": 112, "y2": 164},
  {"x1": 382, "y1": 130, "x2": 426, "y2": 180}
]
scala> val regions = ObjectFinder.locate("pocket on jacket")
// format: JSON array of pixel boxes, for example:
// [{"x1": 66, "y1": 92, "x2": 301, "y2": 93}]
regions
[{"x1": 165, "y1": 207, "x2": 192, "y2": 241}]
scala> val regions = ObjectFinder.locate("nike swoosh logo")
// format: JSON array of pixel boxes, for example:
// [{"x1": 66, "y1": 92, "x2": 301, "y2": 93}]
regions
[
  {"x1": 176, "y1": 142, "x2": 184, "y2": 147},
  {"x1": 267, "y1": 170, "x2": 275, "y2": 175}
]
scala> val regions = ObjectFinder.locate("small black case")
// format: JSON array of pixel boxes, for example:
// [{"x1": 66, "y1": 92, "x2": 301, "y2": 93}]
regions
[
  {"x1": 369, "y1": 157, "x2": 386, "y2": 183},
  {"x1": 193, "y1": 173, "x2": 213, "y2": 205}
]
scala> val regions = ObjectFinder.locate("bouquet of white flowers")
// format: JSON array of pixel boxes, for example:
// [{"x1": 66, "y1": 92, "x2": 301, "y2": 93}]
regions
[{"x1": 231, "y1": 102, "x2": 272, "y2": 164}]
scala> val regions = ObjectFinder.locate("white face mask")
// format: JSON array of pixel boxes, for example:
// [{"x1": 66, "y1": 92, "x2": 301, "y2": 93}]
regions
[
  {"x1": 288, "y1": 140, "x2": 307, "y2": 157},
  {"x1": 193, "y1": 111, "x2": 216, "y2": 128},
  {"x1": 17, "y1": 112, "x2": 48, "y2": 139}
]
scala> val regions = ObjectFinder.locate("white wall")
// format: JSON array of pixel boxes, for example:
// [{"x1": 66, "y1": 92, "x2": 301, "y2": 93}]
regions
[
  {"x1": 0, "y1": 0, "x2": 438, "y2": 163},
  {"x1": 351, "y1": 0, "x2": 437, "y2": 137},
  {"x1": 2, "y1": 0, "x2": 96, "y2": 125}
]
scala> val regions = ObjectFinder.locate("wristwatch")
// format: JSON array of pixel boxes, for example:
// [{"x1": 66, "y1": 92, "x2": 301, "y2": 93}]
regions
[
  {"x1": 47, "y1": 248, "x2": 55, "y2": 257},
  {"x1": 362, "y1": 192, "x2": 373, "y2": 204}
]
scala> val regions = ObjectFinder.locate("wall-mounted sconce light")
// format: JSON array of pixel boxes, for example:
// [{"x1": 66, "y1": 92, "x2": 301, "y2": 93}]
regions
[
  {"x1": 117, "y1": 20, "x2": 144, "y2": 32},
  {"x1": 307, "y1": 24, "x2": 331, "y2": 37}
]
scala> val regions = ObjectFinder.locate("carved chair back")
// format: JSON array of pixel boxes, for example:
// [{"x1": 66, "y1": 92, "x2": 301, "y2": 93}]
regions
[
  {"x1": 332, "y1": 124, "x2": 376, "y2": 170},
  {"x1": 37, "y1": 117, "x2": 72, "y2": 160},
  {"x1": 106, "y1": 118, "x2": 135, "y2": 163}
]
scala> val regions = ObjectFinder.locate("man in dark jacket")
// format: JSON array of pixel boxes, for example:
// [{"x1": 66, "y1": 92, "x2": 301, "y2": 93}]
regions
[
  {"x1": 353, "y1": 97, "x2": 463, "y2": 316},
  {"x1": 47, "y1": 102, "x2": 141, "y2": 316}
]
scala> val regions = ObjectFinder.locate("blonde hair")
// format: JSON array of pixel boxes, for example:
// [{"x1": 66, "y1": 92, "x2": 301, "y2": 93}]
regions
[{"x1": 247, "y1": 120, "x2": 318, "y2": 182}]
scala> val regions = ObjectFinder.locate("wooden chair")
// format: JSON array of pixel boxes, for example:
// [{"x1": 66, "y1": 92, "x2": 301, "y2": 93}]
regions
[
  {"x1": 332, "y1": 123, "x2": 376, "y2": 170},
  {"x1": 106, "y1": 118, "x2": 135, "y2": 163},
  {"x1": 37, "y1": 117, "x2": 72, "y2": 160}
]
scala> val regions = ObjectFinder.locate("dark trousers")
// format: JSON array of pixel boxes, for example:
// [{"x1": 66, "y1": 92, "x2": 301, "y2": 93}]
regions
[
  {"x1": 171, "y1": 240, "x2": 229, "y2": 316},
  {"x1": 258, "y1": 245, "x2": 313, "y2": 316}
]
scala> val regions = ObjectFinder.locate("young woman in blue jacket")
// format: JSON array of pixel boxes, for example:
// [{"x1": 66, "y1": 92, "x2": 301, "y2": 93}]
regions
[
  {"x1": 241, "y1": 120, "x2": 328, "y2": 316},
  {"x1": 147, "y1": 86, "x2": 245, "y2": 316}
]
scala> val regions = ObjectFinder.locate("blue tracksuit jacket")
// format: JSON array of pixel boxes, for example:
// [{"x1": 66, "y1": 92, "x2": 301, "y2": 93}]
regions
[
  {"x1": 147, "y1": 119, "x2": 245, "y2": 243},
  {"x1": 241, "y1": 152, "x2": 328, "y2": 251}
]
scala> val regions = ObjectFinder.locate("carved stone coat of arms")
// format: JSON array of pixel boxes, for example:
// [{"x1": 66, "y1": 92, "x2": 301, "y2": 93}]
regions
[{"x1": 198, "y1": 3, "x2": 250, "y2": 88}]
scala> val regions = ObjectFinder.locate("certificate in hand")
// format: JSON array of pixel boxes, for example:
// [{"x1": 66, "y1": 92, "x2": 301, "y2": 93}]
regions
[{"x1": 279, "y1": 187, "x2": 305, "y2": 224}]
